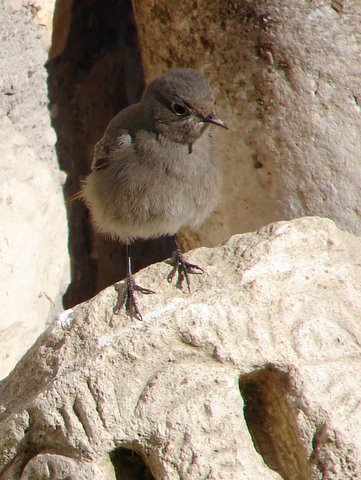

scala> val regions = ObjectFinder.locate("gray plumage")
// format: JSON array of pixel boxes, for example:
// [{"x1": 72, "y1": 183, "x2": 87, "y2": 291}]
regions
[{"x1": 81, "y1": 69, "x2": 226, "y2": 244}]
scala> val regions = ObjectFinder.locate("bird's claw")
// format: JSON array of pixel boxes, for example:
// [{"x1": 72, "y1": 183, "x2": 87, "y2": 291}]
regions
[
  {"x1": 114, "y1": 275, "x2": 155, "y2": 320},
  {"x1": 167, "y1": 250, "x2": 204, "y2": 292}
]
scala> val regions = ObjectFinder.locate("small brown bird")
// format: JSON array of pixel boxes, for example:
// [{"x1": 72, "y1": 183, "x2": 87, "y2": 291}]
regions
[{"x1": 80, "y1": 69, "x2": 228, "y2": 319}]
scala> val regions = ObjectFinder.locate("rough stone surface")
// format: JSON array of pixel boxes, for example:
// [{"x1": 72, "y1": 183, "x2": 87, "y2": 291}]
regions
[
  {"x1": 133, "y1": 0, "x2": 361, "y2": 245},
  {"x1": 0, "y1": 217, "x2": 360, "y2": 479},
  {"x1": 0, "y1": 1, "x2": 69, "y2": 379}
]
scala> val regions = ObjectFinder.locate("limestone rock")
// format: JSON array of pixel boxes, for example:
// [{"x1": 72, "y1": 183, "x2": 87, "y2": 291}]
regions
[
  {"x1": 133, "y1": 1, "x2": 361, "y2": 244},
  {"x1": 0, "y1": 217, "x2": 360, "y2": 479},
  {"x1": 0, "y1": 1, "x2": 69, "y2": 379}
]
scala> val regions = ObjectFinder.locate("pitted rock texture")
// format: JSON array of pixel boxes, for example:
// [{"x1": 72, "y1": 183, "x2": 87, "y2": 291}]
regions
[
  {"x1": 0, "y1": 217, "x2": 360, "y2": 479},
  {"x1": 0, "y1": 1, "x2": 69, "y2": 379}
]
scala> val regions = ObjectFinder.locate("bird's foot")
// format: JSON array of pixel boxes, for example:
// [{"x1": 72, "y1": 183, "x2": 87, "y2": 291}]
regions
[
  {"x1": 167, "y1": 248, "x2": 204, "y2": 292},
  {"x1": 114, "y1": 274, "x2": 155, "y2": 321}
]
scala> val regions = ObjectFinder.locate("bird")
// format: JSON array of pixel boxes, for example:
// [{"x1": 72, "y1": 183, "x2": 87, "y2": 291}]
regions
[{"x1": 79, "y1": 68, "x2": 228, "y2": 319}]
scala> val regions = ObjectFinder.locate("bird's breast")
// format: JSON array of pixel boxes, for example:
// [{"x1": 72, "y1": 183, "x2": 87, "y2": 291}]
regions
[{"x1": 130, "y1": 130, "x2": 221, "y2": 230}]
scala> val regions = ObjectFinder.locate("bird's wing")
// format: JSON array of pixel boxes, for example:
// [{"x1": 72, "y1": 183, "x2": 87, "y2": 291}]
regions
[{"x1": 91, "y1": 131, "x2": 134, "y2": 171}]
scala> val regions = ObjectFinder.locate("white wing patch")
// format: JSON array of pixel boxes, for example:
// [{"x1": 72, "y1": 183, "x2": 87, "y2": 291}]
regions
[
  {"x1": 91, "y1": 133, "x2": 133, "y2": 170},
  {"x1": 115, "y1": 134, "x2": 132, "y2": 147}
]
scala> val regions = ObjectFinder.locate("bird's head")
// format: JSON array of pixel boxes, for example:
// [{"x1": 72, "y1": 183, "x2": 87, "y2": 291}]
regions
[{"x1": 142, "y1": 69, "x2": 228, "y2": 145}]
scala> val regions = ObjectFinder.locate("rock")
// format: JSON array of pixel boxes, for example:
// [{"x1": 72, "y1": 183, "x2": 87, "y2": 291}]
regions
[
  {"x1": 0, "y1": 217, "x2": 360, "y2": 479},
  {"x1": 0, "y1": 2, "x2": 70, "y2": 379},
  {"x1": 132, "y1": 1, "x2": 361, "y2": 245}
]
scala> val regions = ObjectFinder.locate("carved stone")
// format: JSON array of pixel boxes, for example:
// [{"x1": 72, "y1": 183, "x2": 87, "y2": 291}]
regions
[{"x1": 1, "y1": 217, "x2": 360, "y2": 479}]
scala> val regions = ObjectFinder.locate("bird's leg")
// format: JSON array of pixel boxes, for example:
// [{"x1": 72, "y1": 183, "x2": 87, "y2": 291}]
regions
[
  {"x1": 114, "y1": 244, "x2": 155, "y2": 320},
  {"x1": 167, "y1": 234, "x2": 204, "y2": 292}
]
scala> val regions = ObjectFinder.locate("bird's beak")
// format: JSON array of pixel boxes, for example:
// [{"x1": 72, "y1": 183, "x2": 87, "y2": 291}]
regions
[{"x1": 202, "y1": 113, "x2": 228, "y2": 129}]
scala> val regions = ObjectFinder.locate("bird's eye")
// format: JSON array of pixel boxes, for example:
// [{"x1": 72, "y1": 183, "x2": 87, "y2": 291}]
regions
[{"x1": 171, "y1": 103, "x2": 187, "y2": 116}]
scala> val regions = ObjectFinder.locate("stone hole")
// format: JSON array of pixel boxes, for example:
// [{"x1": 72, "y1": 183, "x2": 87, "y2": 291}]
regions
[
  {"x1": 47, "y1": 0, "x2": 173, "y2": 310},
  {"x1": 109, "y1": 447, "x2": 155, "y2": 480},
  {"x1": 239, "y1": 366, "x2": 310, "y2": 480}
]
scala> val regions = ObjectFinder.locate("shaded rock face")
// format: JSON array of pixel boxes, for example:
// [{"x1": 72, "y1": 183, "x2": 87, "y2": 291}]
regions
[
  {"x1": 133, "y1": 0, "x2": 361, "y2": 243},
  {"x1": 0, "y1": 1, "x2": 69, "y2": 379},
  {"x1": 1, "y1": 218, "x2": 360, "y2": 479}
]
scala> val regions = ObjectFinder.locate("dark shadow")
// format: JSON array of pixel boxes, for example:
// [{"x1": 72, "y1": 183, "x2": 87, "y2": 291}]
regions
[
  {"x1": 110, "y1": 447, "x2": 155, "y2": 480},
  {"x1": 47, "y1": 0, "x2": 173, "y2": 308},
  {"x1": 239, "y1": 366, "x2": 311, "y2": 480}
]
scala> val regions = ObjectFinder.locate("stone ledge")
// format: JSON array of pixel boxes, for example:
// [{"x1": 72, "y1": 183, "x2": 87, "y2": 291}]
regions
[{"x1": 0, "y1": 217, "x2": 360, "y2": 479}]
